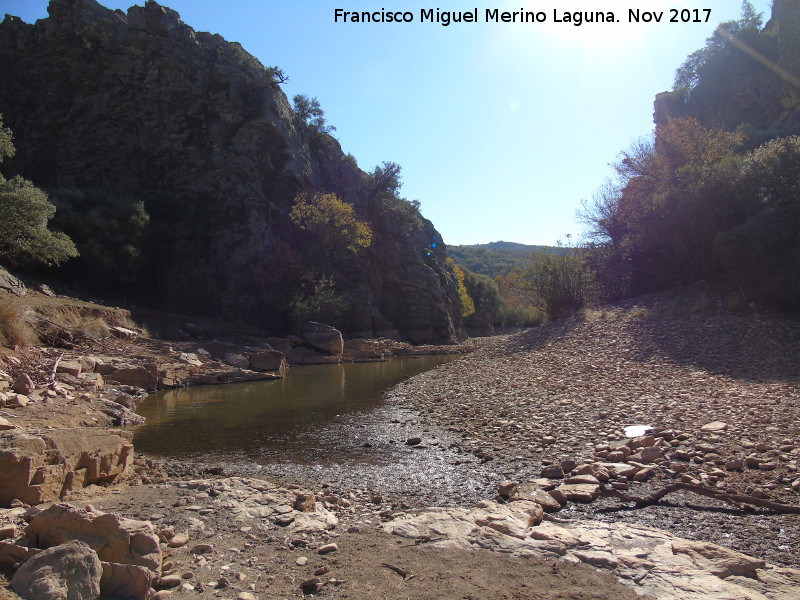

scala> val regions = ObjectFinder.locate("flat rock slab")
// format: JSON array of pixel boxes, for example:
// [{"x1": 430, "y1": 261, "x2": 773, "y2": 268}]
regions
[{"x1": 385, "y1": 500, "x2": 800, "y2": 600}]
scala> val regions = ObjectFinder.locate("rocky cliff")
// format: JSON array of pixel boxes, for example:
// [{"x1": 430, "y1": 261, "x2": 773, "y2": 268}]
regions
[
  {"x1": 0, "y1": 0, "x2": 465, "y2": 344},
  {"x1": 654, "y1": 0, "x2": 800, "y2": 138}
]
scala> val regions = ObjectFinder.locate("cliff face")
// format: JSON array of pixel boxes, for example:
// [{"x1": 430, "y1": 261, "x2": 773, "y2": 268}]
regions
[
  {"x1": 654, "y1": 0, "x2": 800, "y2": 137},
  {"x1": 0, "y1": 0, "x2": 465, "y2": 343}
]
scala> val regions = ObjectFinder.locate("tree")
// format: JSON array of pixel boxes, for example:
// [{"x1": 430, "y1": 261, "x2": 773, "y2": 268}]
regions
[
  {"x1": 518, "y1": 243, "x2": 591, "y2": 320},
  {"x1": 49, "y1": 187, "x2": 150, "y2": 285},
  {"x1": 292, "y1": 94, "x2": 336, "y2": 134},
  {"x1": 0, "y1": 117, "x2": 77, "y2": 268},
  {"x1": 290, "y1": 192, "x2": 371, "y2": 253},
  {"x1": 265, "y1": 66, "x2": 289, "y2": 84},
  {"x1": 674, "y1": 1, "x2": 763, "y2": 91},
  {"x1": 447, "y1": 259, "x2": 475, "y2": 318}
]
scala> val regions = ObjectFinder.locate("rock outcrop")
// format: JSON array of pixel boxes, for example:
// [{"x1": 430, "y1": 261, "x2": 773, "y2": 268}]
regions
[
  {"x1": 654, "y1": 0, "x2": 800, "y2": 135},
  {"x1": 386, "y1": 502, "x2": 800, "y2": 600},
  {"x1": 0, "y1": 0, "x2": 465, "y2": 344},
  {"x1": 0, "y1": 428, "x2": 133, "y2": 506},
  {"x1": 11, "y1": 539, "x2": 103, "y2": 600}
]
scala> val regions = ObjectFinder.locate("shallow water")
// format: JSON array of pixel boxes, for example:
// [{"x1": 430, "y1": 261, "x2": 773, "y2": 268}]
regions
[
  {"x1": 134, "y1": 355, "x2": 460, "y2": 463},
  {"x1": 134, "y1": 354, "x2": 520, "y2": 504}
]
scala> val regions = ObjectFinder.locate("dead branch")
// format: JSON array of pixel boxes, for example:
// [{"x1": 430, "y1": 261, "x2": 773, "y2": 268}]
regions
[
  {"x1": 381, "y1": 563, "x2": 414, "y2": 580},
  {"x1": 600, "y1": 483, "x2": 800, "y2": 513},
  {"x1": 49, "y1": 352, "x2": 64, "y2": 384}
]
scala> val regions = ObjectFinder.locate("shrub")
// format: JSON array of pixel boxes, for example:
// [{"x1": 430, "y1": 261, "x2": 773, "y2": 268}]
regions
[{"x1": 0, "y1": 299, "x2": 38, "y2": 347}]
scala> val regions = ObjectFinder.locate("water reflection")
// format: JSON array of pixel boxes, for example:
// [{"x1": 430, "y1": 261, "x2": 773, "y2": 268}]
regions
[{"x1": 134, "y1": 355, "x2": 459, "y2": 463}]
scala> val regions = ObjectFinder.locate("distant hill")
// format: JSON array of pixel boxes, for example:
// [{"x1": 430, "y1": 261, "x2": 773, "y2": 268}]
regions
[{"x1": 447, "y1": 241, "x2": 544, "y2": 278}]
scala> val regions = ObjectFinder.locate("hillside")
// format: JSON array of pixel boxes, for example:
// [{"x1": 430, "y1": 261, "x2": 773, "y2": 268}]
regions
[
  {"x1": 0, "y1": 0, "x2": 464, "y2": 344},
  {"x1": 447, "y1": 241, "x2": 543, "y2": 278}
]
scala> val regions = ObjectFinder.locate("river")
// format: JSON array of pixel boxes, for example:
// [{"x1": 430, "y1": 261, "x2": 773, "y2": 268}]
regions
[{"x1": 133, "y1": 355, "x2": 514, "y2": 505}]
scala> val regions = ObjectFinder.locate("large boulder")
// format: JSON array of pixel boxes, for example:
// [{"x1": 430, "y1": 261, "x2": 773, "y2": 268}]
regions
[
  {"x1": 11, "y1": 539, "x2": 102, "y2": 600},
  {"x1": 248, "y1": 349, "x2": 288, "y2": 373},
  {"x1": 300, "y1": 322, "x2": 344, "y2": 358},
  {"x1": 24, "y1": 503, "x2": 161, "y2": 575},
  {"x1": 0, "y1": 266, "x2": 26, "y2": 296},
  {"x1": 0, "y1": 429, "x2": 134, "y2": 506}
]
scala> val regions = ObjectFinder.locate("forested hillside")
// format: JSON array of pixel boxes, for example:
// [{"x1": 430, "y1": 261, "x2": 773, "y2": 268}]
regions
[{"x1": 447, "y1": 242, "x2": 542, "y2": 278}]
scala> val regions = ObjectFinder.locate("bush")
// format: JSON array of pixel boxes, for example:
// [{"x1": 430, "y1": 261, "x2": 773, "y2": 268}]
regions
[
  {"x1": 0, "y1": 116, "x2": 77, "y2": 269},
  {"x1": 0, "y1": 299, "x2": 38, "y2": 347},
  {"x1": 520, "y1": 245, "x2": 591, "y2": 320}
]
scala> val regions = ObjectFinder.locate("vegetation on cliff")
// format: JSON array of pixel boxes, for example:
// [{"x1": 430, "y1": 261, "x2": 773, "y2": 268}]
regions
[
  {"x1": 580, "y1": 1, "x2": 800, "y2": 311},
  {"x1": 0, "y1": 0, "x2": 465, "y2": 343}
]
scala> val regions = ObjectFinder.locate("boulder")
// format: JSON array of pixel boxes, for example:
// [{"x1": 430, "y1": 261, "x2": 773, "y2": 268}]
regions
[
  {"x1": 300, "y1": 322, "x2": 344, "y2": 357},
  {"x1": 11, "y1": 539, "x2": 102, "y2": 600},
  {"x1": 0, "y1": 267, "x2": 26, "y2": 296},
  {"x1": 12, "y1": 374, "x2": 35, "y2": 395},
  {"x1": 553, "y1": 483, "x2": 600, "y2": 503},
  {"x1": 24, "y1": 503, "x2": 161, "y2": 574},
  {"x1": 100, "y1": 561, "x2": 153, "y2": 600},
  {"x1": 248, "y1": 350, "x2": 288, "y2": 373},
  {"x1": 56, "y1": 361, "x2": 82, "y2": 378},
  {"x1": 0, "y1": 428, "x2": 134, "y2": 506}
]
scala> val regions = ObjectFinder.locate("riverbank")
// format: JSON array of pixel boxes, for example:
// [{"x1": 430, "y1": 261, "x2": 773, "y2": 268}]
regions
[
  {"x1": 388, "y1": 284, "x2": 800, "y2": 569},
  {"x1": 2, "y1": 283, "x2": 800, "y2": 599}
]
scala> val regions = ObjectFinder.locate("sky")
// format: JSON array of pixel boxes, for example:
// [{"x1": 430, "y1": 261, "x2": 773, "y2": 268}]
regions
[{"x1": 2, "y1": 0, "x2": 774, "y2": 246}]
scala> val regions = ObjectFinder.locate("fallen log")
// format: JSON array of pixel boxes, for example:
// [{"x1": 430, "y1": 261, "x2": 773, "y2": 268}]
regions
[{"x1": 600, "y1": 483, "x2": 800, "y2": 514}]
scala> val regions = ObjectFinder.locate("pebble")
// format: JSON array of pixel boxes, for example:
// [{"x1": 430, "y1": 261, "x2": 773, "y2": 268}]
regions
[{"x1": 317, "y1": 543, "x2": 339, "y2": 554}]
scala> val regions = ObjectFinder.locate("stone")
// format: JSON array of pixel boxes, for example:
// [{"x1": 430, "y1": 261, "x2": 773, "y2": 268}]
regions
[
  {"x1": 24, "y1": 503, "x2": 161, "y2": 574},
  {"x1": 237, "y1": 593, "x2": 256, "y2": 600},
  {"x1": 553, "y1": 483, "x2": 600, "y2": 503},
  {"x1": 671, "y1": 539, "x2": 765, "y2": 578},
  {"x1": 159, "y1": 574, "x2": 182, "y2": 588},
  {"x1": 406, "y1": 437, "x2": 422, "y2": 446},
  {"x1": 301, "y1": 322, "x2": 344, "y2": 357},
  {"x1": 57, "y1": 361, "x2": 82, "y2": 378},
  {"x1": 248, "y1": 350, "x2": 287, "y2": 373},
  {"x1": 497, "y1": 481, "x2": 517, "y2": 498},
  {"x1": 11, "y1": 374, "x2": 35, "y2": 395},
  {"x1": 701, "y1": 421, "x2": 728, "y2": 432},
  {"x1": 167, "y1": 533, "x2": 189, "y2": 548},
  {"x1": 295, "y1": 556, "x2": 308, "y2": 566},
  {"x1": 564, "y1": 474, "x2": 600, "y2": 485},
  {"x1": 0, "y1": 429, "x2": 134, "y2": 506},
  {"x1": 0, "y1": 524, "x2": 17, "y2": 540},
  {"x1": 540, "y1": 464, "x2": 564, "y2": 479},
  {"x1": 223, "y1": 353, "x2": 249, "y2": 368},
  {"x1": 639, "y1": 446, "x2": 663, "y2": 463},
  {"x1": 11, "y1": 540, "x2": 102, "y2": 600},
  {"x1": 100, "y1": 561, "x2": 153, "y2": 600},
  {"x1": 0, "y1": 266, "x2": 26, "y2": 296},
  {"x1": 317, "y1": 543, "x2": 338, "y2": 554},
  {"x1": 0, "y1": 416, "x2": 17, "y2": 431}
]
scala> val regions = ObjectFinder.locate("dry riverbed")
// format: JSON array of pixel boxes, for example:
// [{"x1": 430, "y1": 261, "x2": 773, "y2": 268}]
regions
[
  {"x1": 1, "y1": 283, "x2": 799, "y2": 599},
  {"x1": 388, "y1": 286, "x2": 800, "y2": 569}
]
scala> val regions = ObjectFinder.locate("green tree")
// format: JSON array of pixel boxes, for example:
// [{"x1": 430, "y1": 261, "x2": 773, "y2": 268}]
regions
[
  {"x1": 674, "y1": 1, "x2": 763, "y2": 91},
  {"x1": 519, "y1": 243, "x2": 590, "y2": 320},
  {"x1": 49, "y1": 187, "x2": 150, "y2": 285},
  {"x1": 0, "y1": 117, "x2": 77, "y2": 268},
  {"x1": 292, "y1": 94, "x2": 336, "y2": 134}
]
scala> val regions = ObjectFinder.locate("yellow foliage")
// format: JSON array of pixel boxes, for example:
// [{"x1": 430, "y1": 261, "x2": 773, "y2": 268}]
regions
[{"x1": 290, "y1": 192, "x2": 371, "y2": 253}]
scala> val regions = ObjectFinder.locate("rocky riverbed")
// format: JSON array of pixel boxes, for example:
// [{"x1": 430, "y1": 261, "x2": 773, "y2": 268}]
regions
[
  {"x1": 387, "y1": 287, "x2": 800, "y2": 569},
  {"x1": 1, "y1": 283, "x2": 799, "y2": 599}
]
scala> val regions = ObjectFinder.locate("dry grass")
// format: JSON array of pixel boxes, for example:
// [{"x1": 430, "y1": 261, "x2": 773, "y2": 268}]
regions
[{"x1": 0, "y1": 298, "x2": 39, "y2": 347}]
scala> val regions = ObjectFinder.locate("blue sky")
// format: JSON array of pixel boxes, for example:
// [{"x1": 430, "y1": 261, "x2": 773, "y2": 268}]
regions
[{"x1": 3, "y1": 0, "x2": 774, "y2": 246}]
